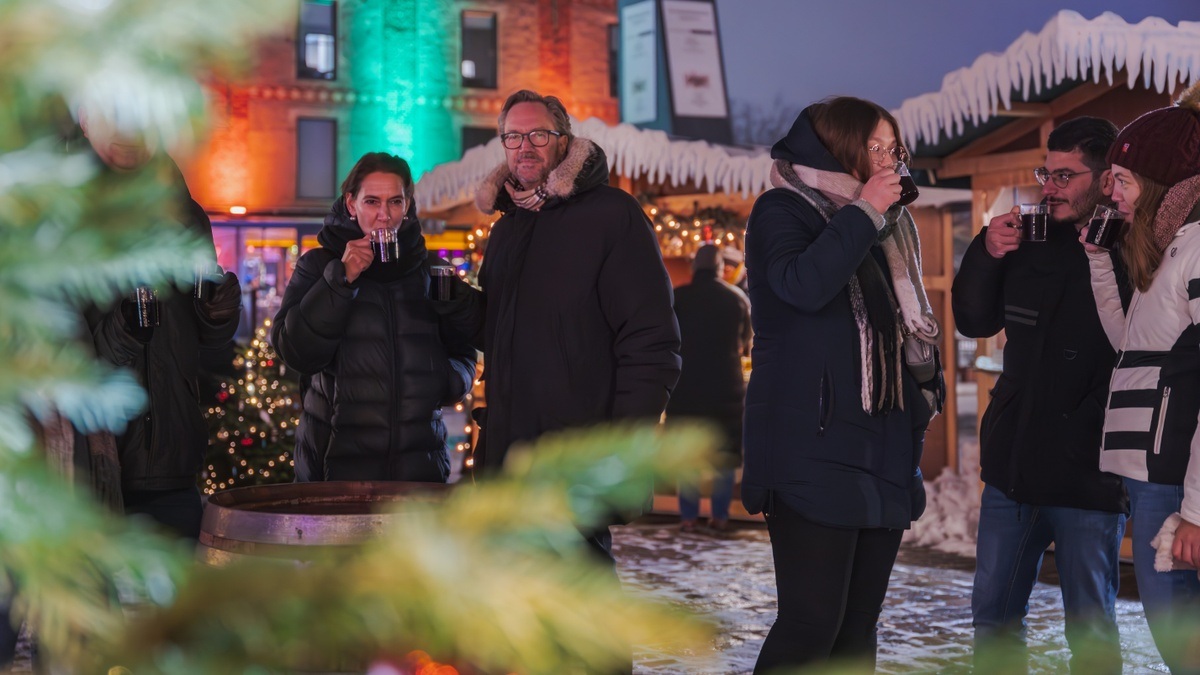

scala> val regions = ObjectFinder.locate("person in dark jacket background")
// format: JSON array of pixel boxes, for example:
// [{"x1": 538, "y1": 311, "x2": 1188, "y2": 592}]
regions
[
  {"x1": 668, "y1": 244, "x2": 751, "y2": 533},
  {"x1": 82, "y1": 104, "x2": 241, "y2": 540},
  {"x1": 271, "y1": 153, "x2": 476, "y2": 483},
  {"x1": 433, "y1": 89, "x2": 681, "y2": 566},
  {"x1": 742, "y1": 97, "x2": 943, "y2": 672},
  {"x1": 952, "y1": 116, "x2": 1128, "y2": 673}
]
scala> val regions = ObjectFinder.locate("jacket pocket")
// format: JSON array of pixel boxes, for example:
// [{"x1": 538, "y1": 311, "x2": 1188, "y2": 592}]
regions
[{"x1": 817, "y1": 368, "x2": 832, "y2": 436}]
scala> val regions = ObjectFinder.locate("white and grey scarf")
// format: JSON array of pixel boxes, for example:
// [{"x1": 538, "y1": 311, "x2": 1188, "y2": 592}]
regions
[{"x1": 772, "y1": 160, "x2": 941, "y2": 414}]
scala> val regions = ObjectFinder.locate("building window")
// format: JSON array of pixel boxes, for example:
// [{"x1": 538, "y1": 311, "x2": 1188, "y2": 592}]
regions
[
  {"x1": 298, "y1": 1, "x2": 336, "y2": 80},
  {"x1": 461, "y1": 125, "x2": 497, "y2": 153},
  {"x1": 608, "y1": 24, "x2": 620, "y2": 98},
  {"x1": 461, "y1": 11, "x2": 497, "y2": 89},
  {"x1": 296, "y1": 118, "x2": 337, "y2": 199}
]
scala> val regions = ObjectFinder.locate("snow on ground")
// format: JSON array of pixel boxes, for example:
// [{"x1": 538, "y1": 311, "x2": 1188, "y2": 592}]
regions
[
  {"x1": 616, "y1": 521, "x2": 1164, "y2": 674},
  {"x1": 905, "y1": 441, "x2": 982, "y2": 558}
]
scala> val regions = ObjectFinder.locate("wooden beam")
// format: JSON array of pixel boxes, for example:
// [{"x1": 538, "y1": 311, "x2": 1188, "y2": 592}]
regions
[
  {"x1": 973, "y1": 169, "x2": 1039, "y2": 192},
  {"x1": 945, "y1": 117, "x2": 1046, "y2": 161},
  {"x1": 940, "y1": 148, "x2": 1045, "y2": 179},
  {"x1": 654, "y1": 193, "x2": 756, "y2": 219},
  {"x1": 1047, "y1": 75, "x2": 1127, "y2": 116},
  {"x1": 940, "y1": 77, "x2": 1128, "y2": 162},
  {"x1": 996, "y1": 102, "x2": 1051, "y2": 117}
]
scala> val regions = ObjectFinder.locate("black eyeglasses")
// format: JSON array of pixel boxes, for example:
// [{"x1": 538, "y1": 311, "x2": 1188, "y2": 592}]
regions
[
  {"x1": 1034, "y1": 167, "x2": 1094, "y2": 189},
  {"x1": 500, "y1": 129, "x2": 563, "y2": 149}
]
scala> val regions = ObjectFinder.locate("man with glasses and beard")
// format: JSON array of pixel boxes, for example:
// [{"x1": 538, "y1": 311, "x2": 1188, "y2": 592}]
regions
[
  {"x1": 433, "y1": 90, "x2": 681, "y2": 568},
  {"x1": 952, "y1": 116, "x2": 1129, "y2": 674}
]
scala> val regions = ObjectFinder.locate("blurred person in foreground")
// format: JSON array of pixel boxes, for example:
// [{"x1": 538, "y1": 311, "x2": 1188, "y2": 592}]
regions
[
  {"x1": 80, "y1": 103, "x2": 241, "y2": 540},
  {"x1": 953, "y1": 116, "x2": 1128, "y2": 674},
  {"x1": 668, "y1": 244, "x2": 751, "y2": 534},
  {"x1": 271, "y1": 152, "x2": 476, "y2": 483},
  {"x1": 741, "y1": 96, "x2": 944, "y2": 672},
  {"x1": 1082, "y1": 83, "x2": 1200, "y2": 673},
  {"x1": 431, "y1": 89, "x2": 681, "y2": 566}
]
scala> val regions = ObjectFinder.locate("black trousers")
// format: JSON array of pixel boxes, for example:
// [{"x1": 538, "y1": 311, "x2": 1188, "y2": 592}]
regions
[
  {"x1": 0, "y1": 585, "x2": 15, "y2": 669},
  {"x1": 754, "y1": 497, "x2": 904, "y2": 674},
  {"x1": 123, "y1": 486, "x2": 204, "y2": 540}
]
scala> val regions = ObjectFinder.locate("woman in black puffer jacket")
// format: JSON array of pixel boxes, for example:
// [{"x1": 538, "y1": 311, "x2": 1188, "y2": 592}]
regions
[{"x1": 272, "y1": 153, "x2": 476, "y2": 482}]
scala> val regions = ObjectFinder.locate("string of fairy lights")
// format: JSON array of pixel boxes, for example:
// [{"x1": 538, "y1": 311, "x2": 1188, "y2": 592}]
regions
[
  {"x1": 643, "y1": 200, "x2": 745, "y2": 258},
  {"x1": 202, "y1": 201, "x2": 740, "y2": 492},
  {"x1": 464, "y1": 200, "x2": 745, "y2": 264}
]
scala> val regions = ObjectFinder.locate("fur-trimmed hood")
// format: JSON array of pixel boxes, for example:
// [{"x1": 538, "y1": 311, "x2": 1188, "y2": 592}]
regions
[{"x1": 475, "y1": 138, "x2": 609, "y2": 214}]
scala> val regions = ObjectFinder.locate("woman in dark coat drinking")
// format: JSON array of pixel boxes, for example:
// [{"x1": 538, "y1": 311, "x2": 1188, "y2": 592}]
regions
[
  {"x1": 272, "y1": 152, "x2": 476, "y2": 483},
  {"x1": 742, "y1": 97, "x2": 944, "y2": 672}
]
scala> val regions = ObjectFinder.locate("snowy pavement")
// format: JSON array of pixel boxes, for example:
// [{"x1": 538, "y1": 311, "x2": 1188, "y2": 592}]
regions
[{"x1": 615, "y1": 518, "x2": 1167, "y2": 674}]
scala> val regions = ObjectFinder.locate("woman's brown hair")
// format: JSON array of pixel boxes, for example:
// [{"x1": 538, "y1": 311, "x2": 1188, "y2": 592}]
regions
[
  {"x1": 807, "y1": 96, "x2": 903, "y2": 181},
  {"x1": 1120, "y1": 172, "x2": 1169, "y2": 292},
  {"x1": 340, "y1": 152, "x2": 414, "y2": 201}
]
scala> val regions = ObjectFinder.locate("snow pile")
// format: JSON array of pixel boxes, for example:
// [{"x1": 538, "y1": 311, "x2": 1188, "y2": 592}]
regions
[
  {"x1": 893, "y1": 10, "x2": 1200, "y2": 149},
  {"x1": 416, "y1": 116, "x2": 773, "y2": 213},
  {"x1": 904, "y1": 441, "x2": 981, "y2": 558}
]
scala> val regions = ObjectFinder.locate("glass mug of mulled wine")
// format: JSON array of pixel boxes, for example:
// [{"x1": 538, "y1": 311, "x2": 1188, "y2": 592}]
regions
[
  {"x1": 369, "y1": 227, "x2": 401, "y2": 263},
  {"x1": 1085, "y1": 205, "x2": 1125, "y2": 250},
  {"x1": 430, "y1": 265, "x2": 456, "y2": 302},
  {"x1": 131, "y1": 285, "x2": 160, "y2": 328},
  {"x1": 1019, "y1": 203, "x2": 1048, "y2": 242},
  {"x1": 193, "y1": 262, "x2": 222, "y2": 302},
  {"x1": 892, "y1": 161, "x2": 920, "y2": 207}
]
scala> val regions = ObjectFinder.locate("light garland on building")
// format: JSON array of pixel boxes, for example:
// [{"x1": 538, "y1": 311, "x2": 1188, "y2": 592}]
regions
[{"x1": 641, "y1": 198, "x2": 745, "y2": 258}]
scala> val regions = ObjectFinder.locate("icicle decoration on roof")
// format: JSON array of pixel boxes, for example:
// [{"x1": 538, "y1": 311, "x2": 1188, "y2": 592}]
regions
[
  {"x1": 416, "y1": 116, "x2": 773, "y2": 213},
  {"x1": 892, "y1": 10, "x2": 1200, "y2": 149}
]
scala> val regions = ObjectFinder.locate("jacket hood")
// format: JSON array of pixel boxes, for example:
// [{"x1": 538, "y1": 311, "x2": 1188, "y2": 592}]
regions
[
  {"x1": 475, "y1": 138, "x2": 609, "y2": 214},
  {"x1": 770, "y1": 108, "x2": 848, "y2": 175},
  {"x1": 1151, "y1": 174, "x2": 1200, "y2": 252},
  {"x1": 317, "y1": 196, "x2": 427, "y2": 277}
]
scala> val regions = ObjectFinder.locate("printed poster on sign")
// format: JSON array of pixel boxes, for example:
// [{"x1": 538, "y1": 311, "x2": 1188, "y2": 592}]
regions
[
  {"x1": 662, "y1": 0, "x2": 728, "y2": 119},
  {"x1": 620, "y1": 0, "x2": 658, "y2": 124}
]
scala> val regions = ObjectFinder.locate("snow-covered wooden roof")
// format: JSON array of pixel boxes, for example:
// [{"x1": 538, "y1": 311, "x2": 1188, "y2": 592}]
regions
[
  {"x1": 416, "y1": 116, "x2": 773, "y2": 213},
  {"x1": 893, "y1": 10, "x2": 1200, "y2": 150}
]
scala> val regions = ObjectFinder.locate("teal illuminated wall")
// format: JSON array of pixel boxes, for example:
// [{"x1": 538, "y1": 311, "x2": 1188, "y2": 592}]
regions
[{"x1": 344, "y1": 0, "x2": 457, "y2": 180}]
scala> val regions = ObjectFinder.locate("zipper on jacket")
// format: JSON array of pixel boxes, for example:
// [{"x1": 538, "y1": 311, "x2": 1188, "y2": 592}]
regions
[
  {"x1": 143, "y1": 341, "x2": 154, "y2": 467},
  {"x1": 817, "y1": 370, "x2": 831, "y2": 436},
  {"x1": 385, "y1": 289, "x2": 400, "y2": 475},
  {"x1": 1153, "y1": 386, "x2": 1171, "y2": 455}
]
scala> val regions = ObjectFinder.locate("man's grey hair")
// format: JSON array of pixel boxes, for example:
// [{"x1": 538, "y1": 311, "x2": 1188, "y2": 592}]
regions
[{"x1": 497, "y1": 90, "x2": 573, "y2": 140}]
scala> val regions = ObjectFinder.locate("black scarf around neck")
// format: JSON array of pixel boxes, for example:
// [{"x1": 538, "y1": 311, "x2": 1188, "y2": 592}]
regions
[{"x1": 784, "y1": 175, "x2": 903, "y2": 415}]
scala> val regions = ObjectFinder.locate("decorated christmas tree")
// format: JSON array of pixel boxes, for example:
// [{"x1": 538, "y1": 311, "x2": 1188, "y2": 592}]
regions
[{"x1": 204, "y1": 318, "x2": 300, "y2": 493}]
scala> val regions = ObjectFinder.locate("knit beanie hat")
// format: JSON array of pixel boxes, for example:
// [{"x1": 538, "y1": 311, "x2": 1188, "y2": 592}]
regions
[
  {"x1": 1107, "y1": 82, "x2": 1200, "y2": 187},
  {"x1": 692, "y1": 244, "x2": 721, "y2": 272}
]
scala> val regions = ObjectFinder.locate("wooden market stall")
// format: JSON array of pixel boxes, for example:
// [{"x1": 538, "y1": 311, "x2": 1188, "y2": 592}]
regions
[{"x1": 893, "y1": 10, "x2": 1200, "y2": 475}]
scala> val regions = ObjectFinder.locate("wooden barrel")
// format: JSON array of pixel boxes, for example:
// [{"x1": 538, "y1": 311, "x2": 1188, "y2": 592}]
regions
[{"x1": 198, "y1": 481, "x2": 450, "y2": 566}]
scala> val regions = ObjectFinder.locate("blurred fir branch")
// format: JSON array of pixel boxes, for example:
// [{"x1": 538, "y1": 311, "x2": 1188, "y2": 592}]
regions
[
  {"x1": 1, "y1": 1, "x2": 722, "y2": 673},
  {"x1": 0, "y1": 0, "x2": 295, "y2": 669},
  {"x1": 97, "y1": 424, "x2": 720, "y2": 674}
]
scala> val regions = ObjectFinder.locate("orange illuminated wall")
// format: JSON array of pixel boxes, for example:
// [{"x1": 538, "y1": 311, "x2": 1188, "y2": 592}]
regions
[{"x1": 181, "y1": 0, "x2": 619, "y2": 217}]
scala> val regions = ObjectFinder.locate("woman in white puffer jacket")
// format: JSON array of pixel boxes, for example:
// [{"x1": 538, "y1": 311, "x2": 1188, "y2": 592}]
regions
[{"x1": 1084, "y1": 82, "x2": 1200, "y2": 673}]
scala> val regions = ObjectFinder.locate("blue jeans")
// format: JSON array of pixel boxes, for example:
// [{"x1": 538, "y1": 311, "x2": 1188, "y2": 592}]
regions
[
  {"x1": 678, "y1": 469, "x2": 735, "y2": 522},
  {"x1": 972, "y1": 485, "x2": 1125, "y2": 673},
  {"x1": 1125, "y1": 478, "x2": 1200, "y2": 674}
]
